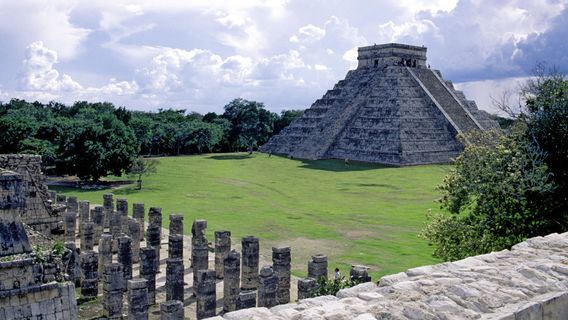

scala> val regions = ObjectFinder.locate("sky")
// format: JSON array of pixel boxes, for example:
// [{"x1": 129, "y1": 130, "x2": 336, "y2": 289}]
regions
[{"x1": 0, "y1": 0, "x2": 566, "y2": 115}]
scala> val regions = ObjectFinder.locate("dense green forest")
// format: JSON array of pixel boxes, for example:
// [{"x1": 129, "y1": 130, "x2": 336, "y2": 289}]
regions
[{"x1": 0, "y1": 98, "x2": 303, "y2": 181}]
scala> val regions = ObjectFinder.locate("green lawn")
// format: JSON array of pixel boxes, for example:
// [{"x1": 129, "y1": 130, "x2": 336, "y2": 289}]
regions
[{"x1": 51, "y1": 153, "x2": 449, "y2": 279}]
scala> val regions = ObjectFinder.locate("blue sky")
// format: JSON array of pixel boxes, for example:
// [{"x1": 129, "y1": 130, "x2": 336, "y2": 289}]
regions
[{"x1": 0, "y1": 0, "x2": 566, "y2": 114}]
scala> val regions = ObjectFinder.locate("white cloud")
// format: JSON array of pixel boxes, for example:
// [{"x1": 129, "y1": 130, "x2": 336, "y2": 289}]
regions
[
  {"x1": 18, "y1": 41, "x2": 82, "y2": 92},
  {"x1": 342, "y1": 47, "x2": 358, "y2": 68},
  {"x1": 297, "y1": 24, "x2": 326, "y2": 42},
  {"x1": 95, "y1": 79, "x2": 139, "y2": 96},
  {"x1": 314, "y1": 64, "x2": 328, "y2": 71},
  {"x1": 378, "y1": 0, "x2": 567, "y2": 80},
  {"x1": 456, "y1": 76, "x2": 529, "y2": 114},
  {"x1": 0, "y1": 0, "x2": 90, "y2": 60},
  {"x1": 0, "y1": 0, "x2": 566, "y2": 114},
  {"x1": 13, "y1": 41, "x2": 140, "y2": 105},
  {"x1": 215, "y1": 11, "x2": 251, "y2": 28}
]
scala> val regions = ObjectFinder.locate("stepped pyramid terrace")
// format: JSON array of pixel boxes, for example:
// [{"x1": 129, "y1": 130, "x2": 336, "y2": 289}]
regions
[{"x1": 260, "y1": 43, "x2": 500, "y2": 165}]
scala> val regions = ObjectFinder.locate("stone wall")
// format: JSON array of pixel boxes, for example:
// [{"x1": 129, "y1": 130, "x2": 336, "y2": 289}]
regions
[
  {"x1": 0, "y1": 154, "x2": 60, "y2": 235},
  {"x1": 0, "y1": 167, "x2": 77, "y2": 320},
  {"x1": 215, "y1": 232, "x2": 568, "y2": 319},
  {"x1": 0, "y1": 169, "x2": 31, "y2": 256},
  {"x1": 0, "y1": 277, "x2": 77, "y2": 319}
]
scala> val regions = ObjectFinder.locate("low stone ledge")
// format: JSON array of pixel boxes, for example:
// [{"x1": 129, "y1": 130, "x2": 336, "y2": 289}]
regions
[{"x1": 216, "y1": 232, "x2": 568, "y2": 319}]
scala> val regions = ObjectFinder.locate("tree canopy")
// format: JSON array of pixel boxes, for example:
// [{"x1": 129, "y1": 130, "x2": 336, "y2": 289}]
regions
[
  {"x1": 421, "y1": 70, "x2": 568, "y2": 261},
  {"x1": 0, "y1": 98, "x2": 304, "y2": 181}
]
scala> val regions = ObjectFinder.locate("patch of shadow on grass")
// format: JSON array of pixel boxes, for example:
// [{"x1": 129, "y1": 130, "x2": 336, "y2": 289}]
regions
[
  {"x1": 297, "y1": 159, "x2": 393, "y2": 172},
  {"x1": 209, "y1": 154, "x2": 254, "y2": 160},
  {"x1": 354, "y1": 183, "x2": 401, "y2": 190}
]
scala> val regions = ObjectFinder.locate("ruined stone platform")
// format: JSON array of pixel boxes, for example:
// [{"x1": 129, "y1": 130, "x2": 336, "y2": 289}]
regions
[
  {"x1": 215, "y1": 232, "x2": 568, "y2": 319},
  {"x1": 260, "y1": 43, "x2": 500, "y2": 165}
]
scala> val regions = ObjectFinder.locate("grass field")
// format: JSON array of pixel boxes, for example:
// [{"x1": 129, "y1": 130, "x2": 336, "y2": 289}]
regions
[{"x1": 51, "y1": 153, "x2": 450, "y2": 280}]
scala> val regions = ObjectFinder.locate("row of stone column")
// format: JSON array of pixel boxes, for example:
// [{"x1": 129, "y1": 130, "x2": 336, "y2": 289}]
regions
[
  {"x1": 164, "y1": 219, "x2": 293, "y2": 318},
  {"x1": 58, "y1": 191, "x2": 361, "y2": 319}
]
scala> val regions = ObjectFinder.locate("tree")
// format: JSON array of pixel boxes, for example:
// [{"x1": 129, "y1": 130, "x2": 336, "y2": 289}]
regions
[
  {"x1": 0, "y1": 114, "x2": 38, "y2": 153},
  {"x1": 422, "y1": 67, "x2": 568, "y2": 261},
  {"x1": 274, "y1": 109, "x2": 304, "y2": 135},
  {"x1": 56, "y1": 113, "x2": 139, "y2": 182},
  {"x1": 521, "y1": 70, "x2": 568, "y2": 224},
  {"x1": 420, "y1": 127, "x2": 555, "y2": 261},
  {"x1": 223, "y1": 98, "x2": 277, "y2": 153},
  {"x1": 128, "y1": 157, "x2": 158, "y2": 189}
]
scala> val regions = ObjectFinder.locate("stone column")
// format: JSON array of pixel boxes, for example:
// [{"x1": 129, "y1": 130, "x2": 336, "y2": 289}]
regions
[
  {"x1": 116, "y1": 198, "x2": 129, "y2": 234},
  {"x1": 350, "y1": 265, "x2": 371, "y2": 283},
  {"x1": 196, "y1": 269, "x2": 216, "y2": 320},
  {"x1": 166, "y1": 258, "x2": 185, "y2": 302},
  {"x1": 297, "y1": 278, "x2": 316, "y2": 300},
  {"x1": 103, "y1": 263, "x2": 124, "y2": 319},
  {"x1": 272, "y1": 245, "x2": 291, "y2": 304},
  {"x1": 308, "y1": 254, "x2": 328, "y2": 279},
  {"x1": 67, "y1": 196, "x2": 78, "y2": 217},
  {"x1": 241, "y1": 236, "x2": 259, "y2": 291},
  {"x1": 236, "y1": 290, "x2": 257, "y2": 310},
  {"x1": 132, "y1": 203, "x2": 145, "y2": 241},
  {"x1": 149, "y1": 207, "x2": 163, "y2": 230},
  {"x1": 64, "y1": 211, "x2": 76, "y2": 242},
  {"x1": 128, "y1": 278, "x2": 149, "y2": 320},
  {"x1": 258, "y1": 266, "x2": 278, "y2": 308},
  {"x1": 147, "y1": 207, "x2": 162, "y2": 272},
  {"x1": 78, "y1": 200, "x2": 90, "y2": 237},
  {"x1": 110, "y1": 211, "x2": 122, "y2": 253},
  {"x1": 63, "y1": 241, "x2": 80, "y2": 287},
  {"x1": 168, "y1": 234, "x2": 183, "y2": 260},
  {"x1": 81, "y1": 221, "x2": 95, "y2": 252},
  {"x1": 139, "y1": 247, "x2": 157, "y2": 305},
  {"x1": 215, "y1": 230, "x2": 231, "y2": 279},
  {"x1": 223, "y1": 250, "x2": 241, "y2": 312},
  {"x1": 98, "y1": 233, "x2": 113, "y2": 276},
  {"x1": 128, "y1": 218, "x2": 141, "y2": 263},
  {"x1": 91, "y1": 206, "x2": 104, "y2": 239},
  {"x1": 146, "y1": 229, "x2": 161, "y2": 273},
  {"x1": 80, "y1": 250, "x2": 98, "y2": 300},
  {"x1": 118, "y1": 235, "x2": 133, "y2": 283},
  {"x1": 169, "y1": 214, "x2": 184, "y2": 235},
  {"x1": 191, "y1": 219, "x2": 208, "y2": 296},
  {"x1": 160, "y1": 300, "x2": 184, "y2": 319},
  {"x1": 103, "y1": 193, "x2": 114, "y2": 229}
]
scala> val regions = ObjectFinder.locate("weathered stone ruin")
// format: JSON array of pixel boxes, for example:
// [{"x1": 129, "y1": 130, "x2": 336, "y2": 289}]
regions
[
  {"x1": 0, "y1": 169, "x2": 77, "y2": 319},
  {"x1": 0, "y1": 154, "x2": 62, "y2": 235},
  {"x1": 260, "y1": 43, "x2": 500, "y2": 165}
]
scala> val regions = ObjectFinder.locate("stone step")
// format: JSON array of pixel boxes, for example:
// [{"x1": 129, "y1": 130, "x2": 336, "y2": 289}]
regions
[{"x1": 411, "y1": 68, "x2": 481, "y2": 133}]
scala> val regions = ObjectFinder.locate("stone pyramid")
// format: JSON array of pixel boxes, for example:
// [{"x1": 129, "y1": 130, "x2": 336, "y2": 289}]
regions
[{"x1": 260, "y1": 43, "x2": 499, "y2": 165}]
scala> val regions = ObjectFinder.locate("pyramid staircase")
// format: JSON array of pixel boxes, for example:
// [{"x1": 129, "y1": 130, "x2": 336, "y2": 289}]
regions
[{"x1": 260, "y1": 43, "x2": 499, "y2": 165}]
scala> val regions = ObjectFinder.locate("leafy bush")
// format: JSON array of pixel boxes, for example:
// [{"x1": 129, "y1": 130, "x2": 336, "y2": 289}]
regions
[
  {"x1": 421, "y1": 126, "x2": 556, "y2": 261},
  {"x1": 310, "y1": 276, "x2": 366, "y2": 297}
]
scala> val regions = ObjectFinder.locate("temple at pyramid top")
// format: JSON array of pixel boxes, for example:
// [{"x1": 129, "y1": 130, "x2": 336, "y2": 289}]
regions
[
  {"x1": 357, "y1": 43, "x2": 427, "y2": 69},
  {"x1": 260, "y1": 43, "x2": 499, "y2": 165}
]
